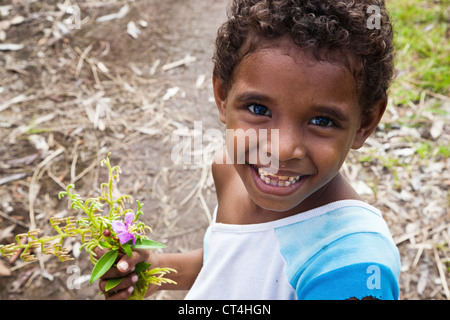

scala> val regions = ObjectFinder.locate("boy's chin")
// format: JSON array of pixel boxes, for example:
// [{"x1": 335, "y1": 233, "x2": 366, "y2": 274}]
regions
[{"x1": 250, "y1": 195, "x2": 303, "y2": 214}]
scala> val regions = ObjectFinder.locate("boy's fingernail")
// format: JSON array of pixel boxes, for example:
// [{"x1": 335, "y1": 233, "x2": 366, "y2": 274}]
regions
[
  {"x1": 127, "y1": 286, "x2": 134, "y2": 294},
  {"x1": 131, "y1": 275, "x2": 138, "y2": 283},
  {"x1": 118, "y1": 261, "x2": 129, "y2": 271}
]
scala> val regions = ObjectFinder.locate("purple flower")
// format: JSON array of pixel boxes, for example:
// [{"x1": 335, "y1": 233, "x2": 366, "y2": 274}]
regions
[{"x1": 112, "y1": 212, "x2": 137, "y2": 245}]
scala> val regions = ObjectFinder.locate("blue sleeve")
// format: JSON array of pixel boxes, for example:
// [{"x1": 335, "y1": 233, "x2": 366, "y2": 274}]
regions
[
  {"x1": 298, "y1": 262, "x2": 399, "y2": 300},
  {"x1": 296, "y1": 233, "x2": 401, "y2": 300}
]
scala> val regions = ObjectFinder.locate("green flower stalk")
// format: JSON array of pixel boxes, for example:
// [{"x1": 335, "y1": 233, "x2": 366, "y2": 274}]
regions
[{"x1": 0, "y1": 153, "x2": 176, "y2": 299}]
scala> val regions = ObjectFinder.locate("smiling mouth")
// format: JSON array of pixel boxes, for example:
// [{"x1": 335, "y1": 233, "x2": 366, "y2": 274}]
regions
[{"x1": 254, "y1": 166, "x2": 305, "y2": 187}]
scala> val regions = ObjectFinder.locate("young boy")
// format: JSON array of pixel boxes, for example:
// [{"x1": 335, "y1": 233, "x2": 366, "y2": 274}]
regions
[{"x1": 99, "y1": 0, "x2": 401, "y2": 300}]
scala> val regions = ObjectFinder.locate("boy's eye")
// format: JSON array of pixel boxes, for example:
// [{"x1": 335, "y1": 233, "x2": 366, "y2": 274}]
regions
[
  {"x1": 247, "y1": 104, "x2": 271, "y2": 117},
  {"x1": 309, "y1": 116, "x2": 335, "y2": 127}
]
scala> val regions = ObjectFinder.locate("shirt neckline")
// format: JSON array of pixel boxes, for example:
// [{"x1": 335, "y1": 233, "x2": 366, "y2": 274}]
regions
[{"x1": 211, "y1": 199, "x2": 382, "y2": 233}]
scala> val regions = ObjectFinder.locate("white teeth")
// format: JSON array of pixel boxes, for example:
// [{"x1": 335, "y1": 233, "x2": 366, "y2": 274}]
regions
[{"x1": 257, "y1": 167, "x2": 301, "y2": 187}]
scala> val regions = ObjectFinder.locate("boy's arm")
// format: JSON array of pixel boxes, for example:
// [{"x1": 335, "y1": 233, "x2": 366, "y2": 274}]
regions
[
  {"x1": 295, "y1": 233, "x2": 400, "y2": 300},
  {"x1": 98, "y1": 248, "x2": 203, "y2": 299},
  {"x1": 154, "y1": 248, "x2": 203, "y2": 291}
]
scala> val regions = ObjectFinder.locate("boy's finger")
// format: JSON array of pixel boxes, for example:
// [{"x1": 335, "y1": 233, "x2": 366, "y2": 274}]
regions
[
  {"x1": 93, "y1": 247, "x2": 107, "y2": 259},
  {"x1": 99, "y1": 249, "x2": 150, "y2": 279},
  {"x1": 116, "y1": 249, "x2": 150, "y2": 273},
  {"x1": 104, "y1": 286, "x2": 135, "y2": 300},
  {"x1": 99, "y1": 273, "x2": 138, "y2": 293},
  {"x1": 101, "y1": 265, "x2": 132, "y2": 279}
]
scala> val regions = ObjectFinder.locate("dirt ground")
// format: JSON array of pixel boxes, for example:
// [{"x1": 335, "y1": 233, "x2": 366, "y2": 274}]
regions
[{"x1": 0, "y1": 0, "x2": 449, "y2": 300}]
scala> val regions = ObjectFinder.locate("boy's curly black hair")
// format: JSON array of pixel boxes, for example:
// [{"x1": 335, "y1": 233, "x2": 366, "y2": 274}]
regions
[{"x1": 213, "y1": 0, "x2": 395, "y2": 114}]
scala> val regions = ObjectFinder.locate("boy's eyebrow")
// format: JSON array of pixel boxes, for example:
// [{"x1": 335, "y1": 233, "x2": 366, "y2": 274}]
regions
[
  {"x1": 313, "y1": 105, "x2": 350, "y2": 122},
  {"x1": 235, "y1": 92, "x2": 274, "y2": 105}
]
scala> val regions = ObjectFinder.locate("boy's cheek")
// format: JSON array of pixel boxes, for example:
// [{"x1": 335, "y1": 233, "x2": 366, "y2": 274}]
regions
[
  {"x1": 224, "y1": 131, "x2": 265, "y2": 164},
  {"x1": 310, "y1": 145, "x2": 347, "y2": 174},
  {"x1": 225, "y1": 129, "x2": 252, "y2": 164}
]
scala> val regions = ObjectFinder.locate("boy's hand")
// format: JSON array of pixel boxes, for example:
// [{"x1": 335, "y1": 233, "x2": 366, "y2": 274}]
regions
[{"x1": 95, "y1": 248, "x2": 157, "y2": 300}]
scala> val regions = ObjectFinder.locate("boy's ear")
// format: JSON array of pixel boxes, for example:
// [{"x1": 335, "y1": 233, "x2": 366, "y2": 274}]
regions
[
  {"x1": 351, "y1": 97, "x2": 387, "y2": 150},
  {"x1": 213, "y1": 76, "x2": 227, "y2": 124}
]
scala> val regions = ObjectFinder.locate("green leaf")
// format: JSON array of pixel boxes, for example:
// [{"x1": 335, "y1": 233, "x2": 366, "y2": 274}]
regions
[
  {"x1": 134, "y1": 262, "x2": 152, "y2": 274},
  {"x1": 98, "y1": 241, "x2": 112, "y2": 249},
  {"x1": 131, "y1": 238, "x2": 166, "y2": 250},
  {"x1": 135, "y1": 200, "x2": 144, "y2": 220},
  {"x1": 105, "y1": 277, "x2": 124, "y2": 292},
  {"x1": 89, "y1": 250, "x2": 118, "y2": 284},
  {"x1": 121, "y1": 242, "x2": 133, "y2": 258}
]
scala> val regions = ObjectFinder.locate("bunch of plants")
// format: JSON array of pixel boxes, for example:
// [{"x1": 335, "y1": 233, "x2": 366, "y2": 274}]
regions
[{"x1": 0, "y1": 153, "x2": 176, "y2": 300}]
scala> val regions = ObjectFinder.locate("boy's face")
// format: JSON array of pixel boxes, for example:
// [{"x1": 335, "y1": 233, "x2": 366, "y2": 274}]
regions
[{"x1": 213, "y1": 44, "x2": 384, "y2": 213}]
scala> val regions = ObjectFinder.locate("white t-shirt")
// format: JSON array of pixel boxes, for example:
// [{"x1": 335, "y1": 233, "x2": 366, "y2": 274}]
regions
[{"x1": 185, "y1": 200, "x2": 400, "y2": 300}]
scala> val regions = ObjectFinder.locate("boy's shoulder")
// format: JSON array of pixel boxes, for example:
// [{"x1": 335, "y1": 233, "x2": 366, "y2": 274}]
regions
[{"x1": 274, "y1": 201, "x2": 401, "y2": 300}]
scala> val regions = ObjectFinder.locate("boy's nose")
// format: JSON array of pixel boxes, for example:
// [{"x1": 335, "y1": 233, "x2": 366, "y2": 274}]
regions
[
  {"x1": 278, "y1": 137, "x2": 306, "y2": 162},
  {"x1": 263, "y1": 127, "x2": 306, "y2": 162}
]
